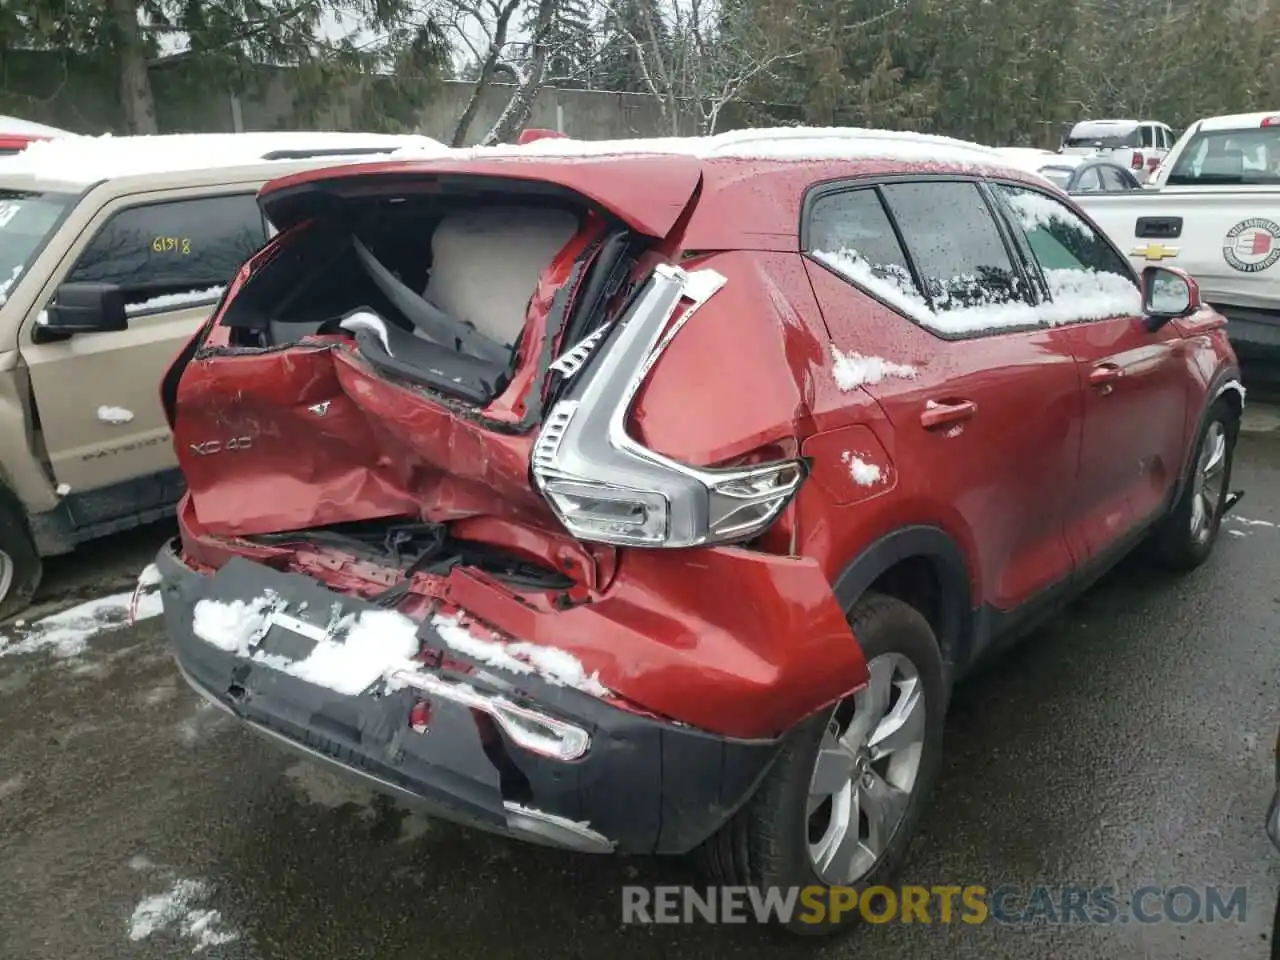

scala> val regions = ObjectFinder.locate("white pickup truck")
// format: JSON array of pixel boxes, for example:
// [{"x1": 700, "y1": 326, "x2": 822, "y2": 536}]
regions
[{"x1": 1074, "y1": 110, "x2": 1280, "y2": 383}]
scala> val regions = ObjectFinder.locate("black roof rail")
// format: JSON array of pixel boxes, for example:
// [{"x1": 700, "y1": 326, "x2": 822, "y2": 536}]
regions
[{"x1": 258, "y1": 146, "x2": 404, "y2": 161}]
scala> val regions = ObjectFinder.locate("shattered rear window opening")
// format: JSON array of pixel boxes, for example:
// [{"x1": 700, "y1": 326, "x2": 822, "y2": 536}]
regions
[{"x1": 216, "y1": 190, "x2": 591, "y2": 406}]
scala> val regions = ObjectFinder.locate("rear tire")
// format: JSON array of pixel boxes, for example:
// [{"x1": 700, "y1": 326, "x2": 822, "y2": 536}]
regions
[
  {"x1": 696, "y1": 592, "x2": 947, "y2": 935},
  {"x1": 0, "y1": 489, "x2": 41, "y2": 622},
  {"x1": 1148, "y1": 398, "x2": 1236, "y2": 572}
]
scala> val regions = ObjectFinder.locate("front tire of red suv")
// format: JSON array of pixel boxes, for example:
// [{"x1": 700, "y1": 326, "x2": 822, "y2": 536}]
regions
[
  {"x1": 697, "y1": 592, "x2": 946, "y2": 935},
  {"x1": 1149, "y1": 398, "x2": 1237, "y2": 572}
]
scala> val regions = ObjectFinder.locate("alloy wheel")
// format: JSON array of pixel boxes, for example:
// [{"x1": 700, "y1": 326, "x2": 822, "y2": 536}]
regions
[
  {"x1": 0, "y1": 549, "x2": 13, "y2": 607},
  {"x1": 1190, "y1": 421, "x2": 1227, "y2": 544},
  {"x1": 806, "y1": 652, "x2": 926, "y2": 885}
]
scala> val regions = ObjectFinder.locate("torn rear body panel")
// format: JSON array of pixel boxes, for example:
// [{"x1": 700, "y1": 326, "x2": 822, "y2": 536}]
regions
[{"x1": 158, "y1": 155, "x2": 869, "y2": 855}]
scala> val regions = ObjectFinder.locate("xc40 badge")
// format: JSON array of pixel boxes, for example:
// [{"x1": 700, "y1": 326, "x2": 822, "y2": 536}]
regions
[{"x1": 189, "y1": 436, "x2": 252, "y2": 456}]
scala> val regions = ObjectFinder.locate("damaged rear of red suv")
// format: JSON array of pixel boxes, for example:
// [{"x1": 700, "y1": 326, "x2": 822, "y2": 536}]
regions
[
  {"x1": 154, "y1": 129, "x2": 1241, "y2": 932},
  {"x1": 155, "y1": 140, "x2": 877, "y2": 880}
]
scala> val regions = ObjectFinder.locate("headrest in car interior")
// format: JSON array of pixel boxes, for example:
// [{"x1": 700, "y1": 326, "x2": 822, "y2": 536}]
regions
[
  {"x1": 1202, "y1": 149, "x2": 1244, "y2": 177},
  {"x1": 422, "y1": 205, "x2": 580, "y2": 348}
]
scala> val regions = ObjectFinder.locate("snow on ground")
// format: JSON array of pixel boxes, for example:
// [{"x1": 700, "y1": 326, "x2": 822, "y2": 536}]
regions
[
  {"x1": 0, "y1": 582, "x2": 163, "y2": 660},
  {"x1": 1228, "y1": 515, "x2": 1276, "y2": 529},
  {"x1": 125, "y1": 286, "x2": 224, "y2": 316},
  {"x1": 97, "y1": 405, "x2": 135, "y2": 425},
  {"x1": 828, "y1": 343, "x2": 918, "y2": 391},
  {"x1": 190, "y1": 594, "x2": 609, "y2": 697},
  {"x1": 128, "y1": 878, "x2": 239, "y2": 953}
]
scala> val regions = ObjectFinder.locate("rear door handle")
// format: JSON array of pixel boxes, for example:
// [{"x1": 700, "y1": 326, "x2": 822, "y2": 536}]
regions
[
  {"x1": 1089, "y1": 363, "x2": 1124, "y2": 388},
  {"x1": 921, "y1": 399, "x2": 977, "y2": 430}
]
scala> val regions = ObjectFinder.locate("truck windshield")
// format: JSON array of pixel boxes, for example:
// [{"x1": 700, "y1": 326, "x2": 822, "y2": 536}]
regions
[
  {"x1": 0, "y1": 190, "x2": 72, "y2": 305},
  {"x1": 1167, "y1": 128, "x2": 1280, "y2": 185}
]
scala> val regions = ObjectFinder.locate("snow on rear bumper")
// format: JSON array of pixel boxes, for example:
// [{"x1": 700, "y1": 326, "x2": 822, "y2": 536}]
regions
[{"x1": 155, "y1": 542, "x2": 784, "y2": 855}]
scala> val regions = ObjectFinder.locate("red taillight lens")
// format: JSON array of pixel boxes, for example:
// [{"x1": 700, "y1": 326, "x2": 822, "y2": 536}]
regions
[
  {"x1": 1261, "y1": 116, "x2": 1280, "y2": 128},
  {"x1": 1131, "y1": 151, "x2": 1144, "y2": 170},
  {"x1": 517, "y1": 128, "x2": 566, "y2": 144},
  {"x1": 1147, "y1": 155, "x2": 1161, "y2": 170}
]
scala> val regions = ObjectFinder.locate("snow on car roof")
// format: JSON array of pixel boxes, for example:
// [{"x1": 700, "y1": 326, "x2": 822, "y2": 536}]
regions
[
  {"x1": 1069, "y1": 119, "x2": 1141, "y2": 134},
  {"x1": 387, "y1": 126, "x2": 1027, "y2": 173},
  {"x1": 0, "y1": 131, "x2": 449, "y2": 185},
  {"x1": 0, "y1": 114, "x2": 72, "y2": 138},
  {"x1": 1196, "y1": 110, "x2": 1280, "y2": 131}
]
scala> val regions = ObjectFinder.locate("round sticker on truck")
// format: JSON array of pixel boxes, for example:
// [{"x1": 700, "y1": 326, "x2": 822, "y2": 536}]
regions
[{"x1": 1223, "y1": 218, "x2": 1280, "y2": 273}]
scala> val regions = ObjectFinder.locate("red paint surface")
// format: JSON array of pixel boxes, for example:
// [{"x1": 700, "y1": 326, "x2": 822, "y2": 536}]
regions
[{"x1": 166, "y1": 153, "x2": 1237, "y2": 740}]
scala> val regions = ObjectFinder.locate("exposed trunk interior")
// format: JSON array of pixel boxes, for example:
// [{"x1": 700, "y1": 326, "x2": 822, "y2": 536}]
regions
[
  {"x1": 168, "y1": 172, "x2": 649, "y2": 545},
  {"x1": 218, "y1": 186, "x2": 595, "y2": 406}
]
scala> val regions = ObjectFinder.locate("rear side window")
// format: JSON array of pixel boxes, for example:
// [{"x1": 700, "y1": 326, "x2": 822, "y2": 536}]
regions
[
  {"x1": 1073, "y1": 168, "x2": 1103, "y2": 193},
  {"x1": 806, "y1": 189, "x2": 923, "y2": 313},
  {"x1": 1099, "y1": 166, "x2": 1134, "y2": 191},
  {"x1": 67, "y1": 194, "x2": 267, "y2": 314},
  {"x1": 879, "y1": 181, "x2": 1023, "y2": 312}
]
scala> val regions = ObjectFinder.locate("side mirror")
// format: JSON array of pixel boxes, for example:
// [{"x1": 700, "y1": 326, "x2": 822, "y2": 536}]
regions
[
  {"x1": 1141, "y1": 266, "x2": 1201, "y2": 330},
  {"x1": 34, "y1": 282, "x2": 128, "y2": 343}
]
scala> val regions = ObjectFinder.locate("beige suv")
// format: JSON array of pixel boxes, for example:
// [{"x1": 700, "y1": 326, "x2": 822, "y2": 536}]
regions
[{"x1": 0, "y1": 131, "x2": 442, "y2": 617}]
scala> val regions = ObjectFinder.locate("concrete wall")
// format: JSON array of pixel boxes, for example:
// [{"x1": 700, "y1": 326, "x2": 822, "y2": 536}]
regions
[{"x1": 0, "y1": 52, "x2": 738, "y2": 142}]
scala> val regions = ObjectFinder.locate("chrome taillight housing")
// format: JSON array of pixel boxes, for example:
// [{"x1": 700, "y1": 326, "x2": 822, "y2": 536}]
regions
[{"x1": 532, "y1": 263, "x2": 806, "y2": 548}]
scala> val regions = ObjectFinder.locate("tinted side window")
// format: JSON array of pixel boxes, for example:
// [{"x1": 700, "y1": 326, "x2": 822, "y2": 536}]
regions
[
  {"x1": 1100, "y1": 166, "x2": 1132, "y2": 191},
  {"x1": 67, "y1": 194, "x2": 266, "y2": 310},
  {"x1": 1074, "y1": 168, "x2": 1103, "y2": 193},
  {"x1": 1140, "y1": 125, "x2": 1155, "y2": 148},
  {"x1": 879, "y1": 181, "x2": 1024, "y2": 312},
  {"x1": 996, "y1": 184, "x2": 1136, "y2": 291},
  {"x1": 805, "y1": 188, "x2": 926, "y2": 309}
]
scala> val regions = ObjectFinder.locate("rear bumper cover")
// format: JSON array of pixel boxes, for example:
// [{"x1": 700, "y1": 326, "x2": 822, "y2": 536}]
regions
[{"x1": 156, "y1": 542, "x2": 784, "y2": 855}]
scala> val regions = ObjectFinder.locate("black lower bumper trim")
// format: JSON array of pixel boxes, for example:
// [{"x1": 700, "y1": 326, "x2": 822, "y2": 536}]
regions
[{"x1": 157, "y1": 542, "x2": 784, "y2": 855}]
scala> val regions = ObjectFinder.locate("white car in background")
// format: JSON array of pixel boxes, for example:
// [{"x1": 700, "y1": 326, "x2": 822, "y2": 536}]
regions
[
  {"x1": 993, "y1": 148, "x2": 1143, "y2": 194},
  {"x1": 1061, "y1": 119, "x2": 1176, "y2": 183}
]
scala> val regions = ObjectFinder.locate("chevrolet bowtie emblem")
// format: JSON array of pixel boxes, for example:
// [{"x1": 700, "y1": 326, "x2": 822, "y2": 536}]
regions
[{"x1": 1131, "y1": 242, "x2": 1180, "y2": 261}]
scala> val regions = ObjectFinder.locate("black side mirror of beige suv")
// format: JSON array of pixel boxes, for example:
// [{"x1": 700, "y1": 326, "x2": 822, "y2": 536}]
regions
[{"x1": 34, "y1": 281, "x2": 129, "y2": 342}]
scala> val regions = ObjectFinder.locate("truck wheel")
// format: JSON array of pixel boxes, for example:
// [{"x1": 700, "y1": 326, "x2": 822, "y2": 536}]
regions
[
  {"x1": 0, "y1": 491, "x2": 41, "y2": 622},
  {"x1": 1149, "y1": 398, "x2": 1237, "y2": 571},
  {"x1": 697, "y1": 592, "x2": 947, "y2": 935}
]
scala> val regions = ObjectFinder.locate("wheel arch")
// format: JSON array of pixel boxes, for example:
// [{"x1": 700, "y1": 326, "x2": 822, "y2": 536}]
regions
[
  {"x1": 1170, "y1": 365, "x2": 1243, "y2": 507},
  {"x1": 831, "y1": 525, "x2": 974, "y2": 677}
]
